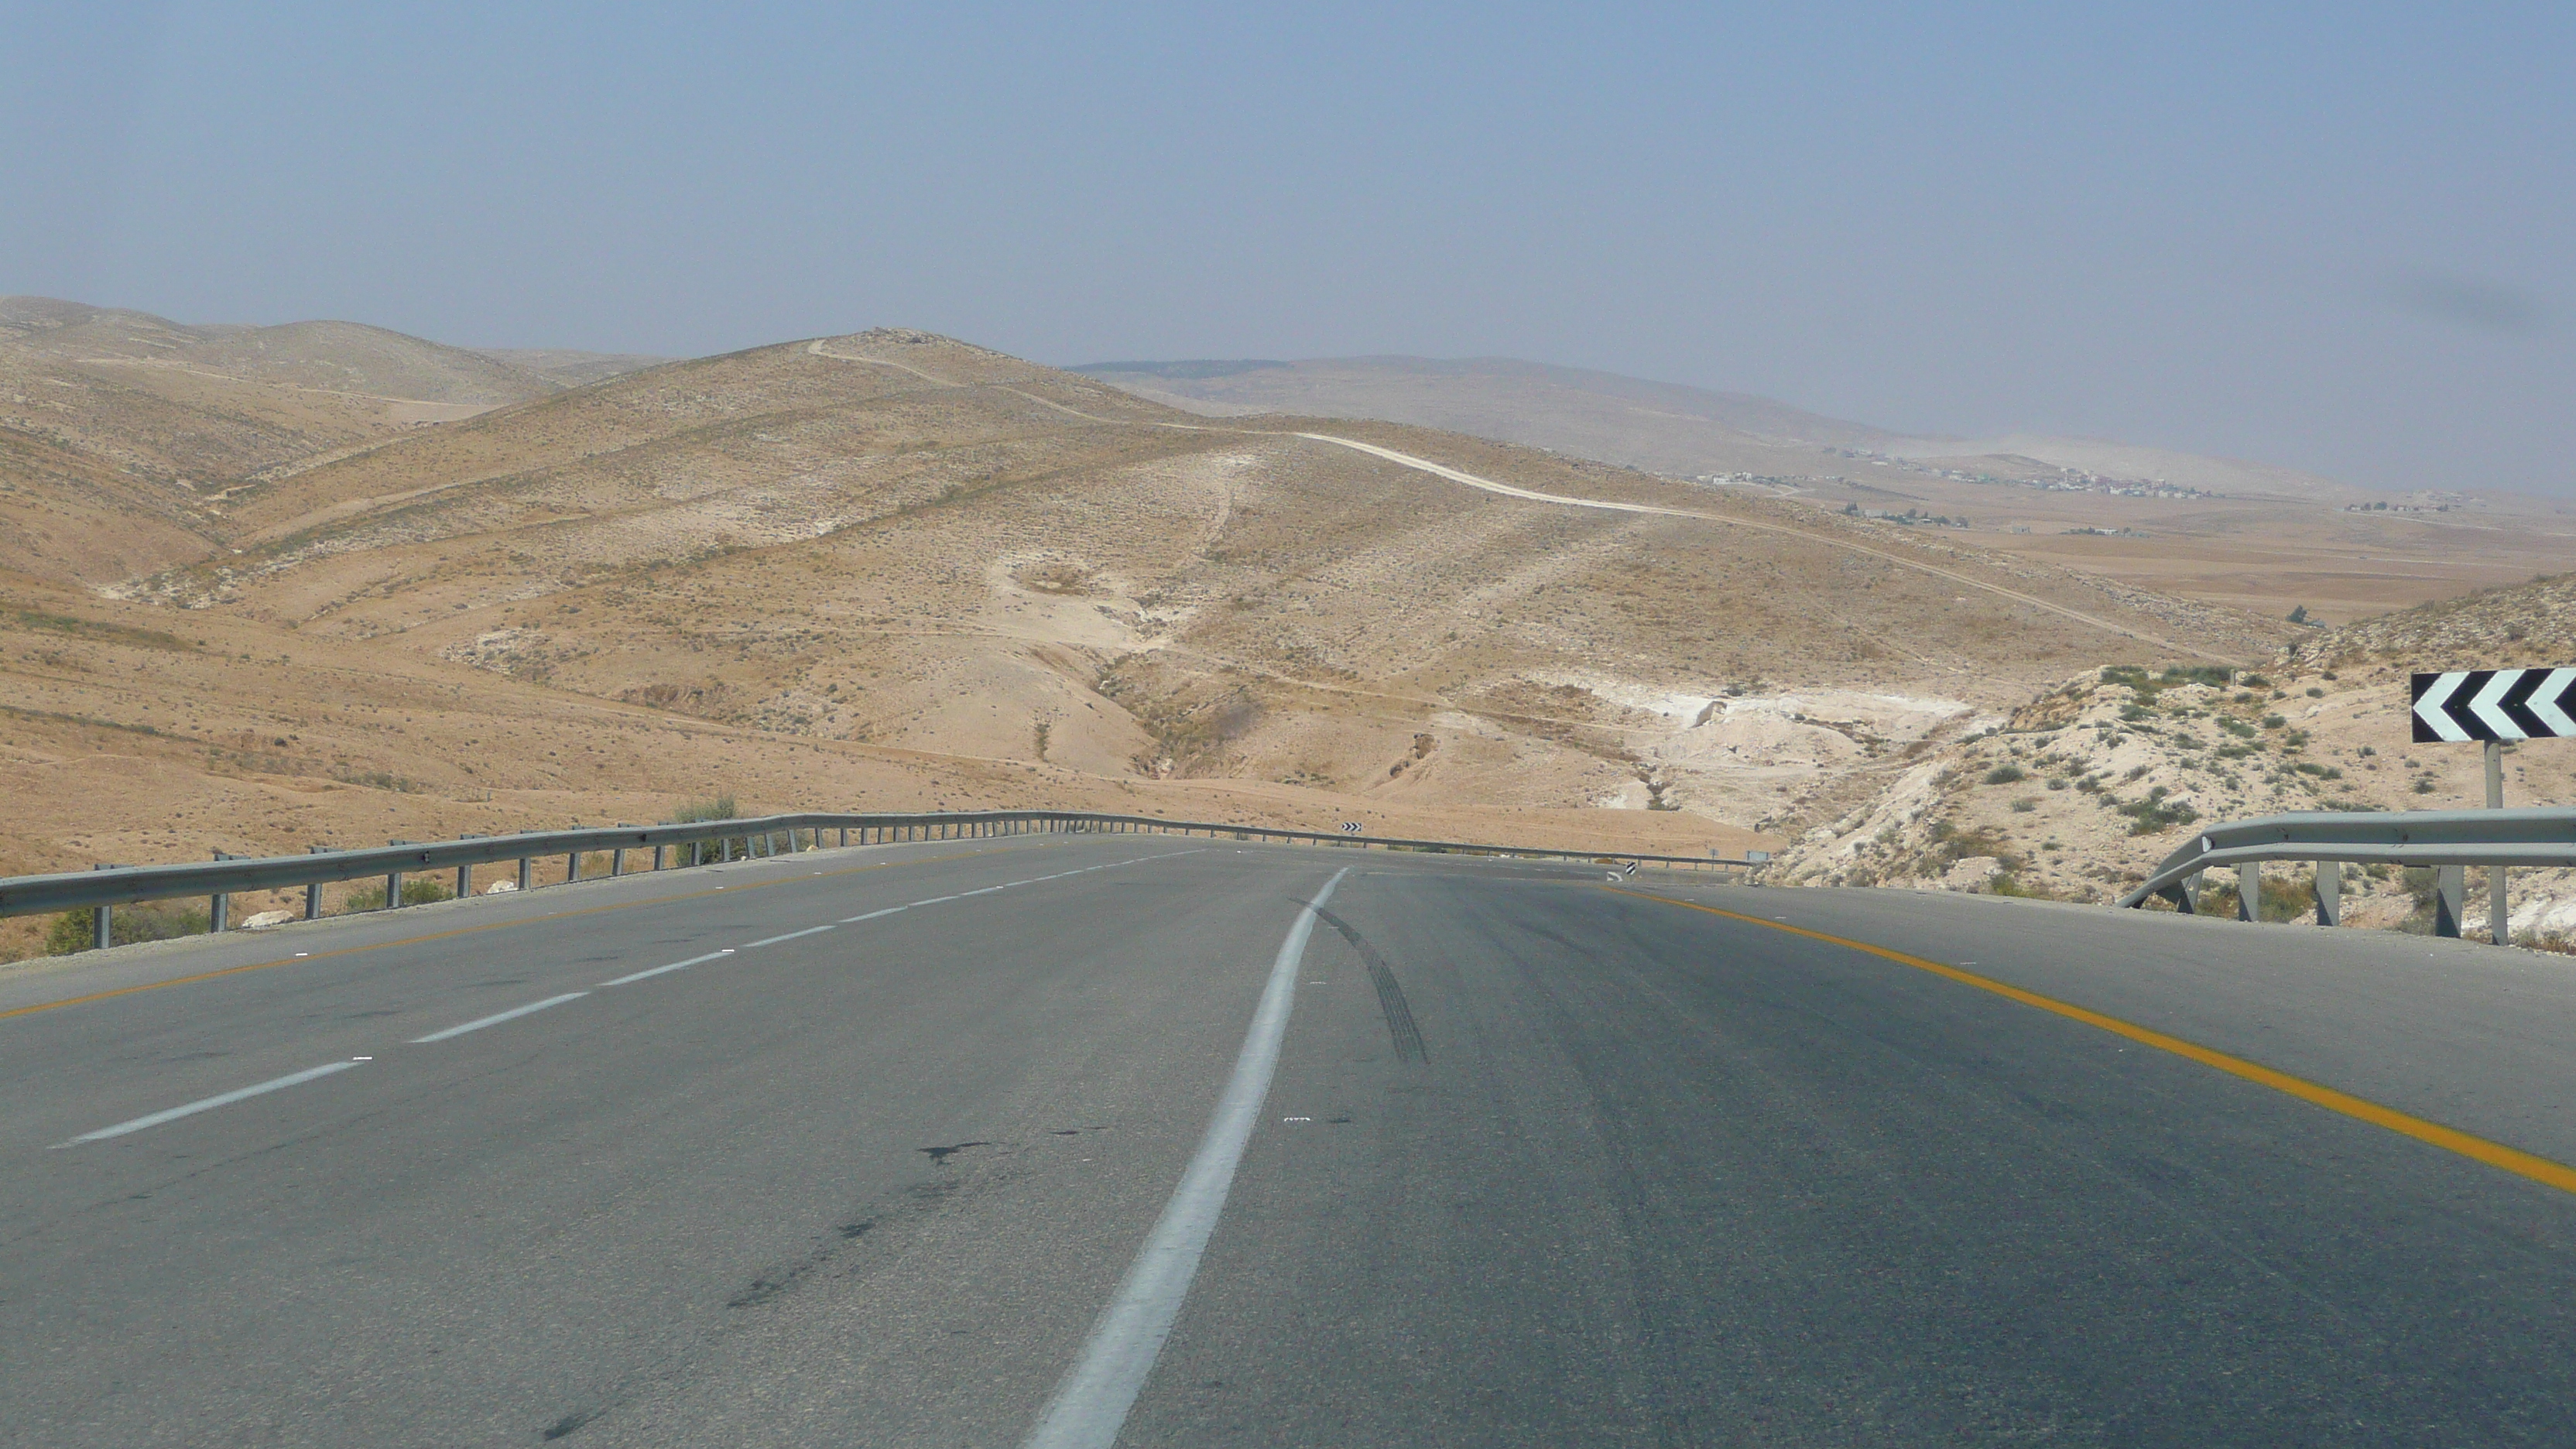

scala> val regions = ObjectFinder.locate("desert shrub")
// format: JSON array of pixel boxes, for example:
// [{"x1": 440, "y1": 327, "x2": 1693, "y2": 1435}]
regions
[
  {"x1": 2009, "y1": 797, "x2": 2038, "y2": 813},
  {"x1": 1983, "y1": 763, "x2": 2026, "y2": 785},
  {"x1": 2240, "y1": 673, "x2": 2271, "y2": 688},
  {"x1": 662, "y1": 796, "x2": 741, "y2": 865},
  {"x1": 2305, "y1": 687, "x2": 2325, "y2": 698},
  {"x1": 2046, "y1": 776, "x2": 2069, "y2": 790},
  {"x1": 45, "y1": 899, "x2": 211, "y2": 954},
  {"x1": 2194, "y1": 875, "x2": 2314, "y2": 923},
  {"x1": 2115, "y1": 788, "x2": 2198, "y2": 835},
  {"x1": 1991, "y1": 872, "x2": 2074, "y2": 900},
  {"x1": 339, "y1": 878, "x2": 454, "y2": 912}
]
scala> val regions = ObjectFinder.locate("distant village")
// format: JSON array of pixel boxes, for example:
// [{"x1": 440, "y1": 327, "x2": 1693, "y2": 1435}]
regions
[{"x1": 1818, "y1": 448, "x2": 2215, "y2": 500}]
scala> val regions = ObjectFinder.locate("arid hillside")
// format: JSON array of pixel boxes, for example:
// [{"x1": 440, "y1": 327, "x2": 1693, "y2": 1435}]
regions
[
  {"x1": 1082, "y1": 354, "x2": 2576, "y2": 625},
  {"x1": 1769, "y1": 570, "x2": 2576, "y2": 946},
  {"x1": 0, "y1": 297, "x2": 669, "y2": 591},
  {"x1": 2, "y1": 320, "x2": 2310, "y2": 958},
  {"x1": 140, "y1": 329, "x2": 2286, "y2": 823}
]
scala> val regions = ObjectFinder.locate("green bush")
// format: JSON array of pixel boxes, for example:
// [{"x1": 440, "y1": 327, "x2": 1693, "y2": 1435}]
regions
[
  {"x1": 2195, "y1": 875, "x2": 2315, "y2": 923},
  {"x1": 46, "y1": 899, "x2": 211, "y2": 954},
  {"x1": 662, "y1": 795, "x2": 742, "y2": 867},
  {"x1": 2115, "y1": 787, "x2": 2199, "y2": 835},
  {"x1": 1982, "y1": 763, "x2": 2027, "y2": 785},
  {"x1": 339, "y1": 877, "x2": 454, "y2": 912}
]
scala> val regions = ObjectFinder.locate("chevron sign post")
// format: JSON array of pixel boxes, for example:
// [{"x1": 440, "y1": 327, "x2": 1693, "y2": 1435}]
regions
[
  {"x1": 2410, "y1": 668, "x2": 2576, "y2": 945},
  {"x1": 2411, "y1": 668, "x2": 2576, "y2": 742}
]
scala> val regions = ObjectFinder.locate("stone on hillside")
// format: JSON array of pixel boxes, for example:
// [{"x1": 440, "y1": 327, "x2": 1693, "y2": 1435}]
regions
[
  {"x1": 484, "y1": 879, "x2": 519, "y2": 893},
  {"x1": 1943, "y1": 855, "x2": 2003, "y2": 892},
  {"x1": 241, "y1": 909, "x2": 294, "y2": 930}
]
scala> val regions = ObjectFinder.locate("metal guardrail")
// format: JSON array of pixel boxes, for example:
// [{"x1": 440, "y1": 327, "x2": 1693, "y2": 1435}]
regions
[
  {"x1": 1, "y1": 810, "x2": 1760, "y2": 947},
  {"x1": 2117, "y1": 807, "x2": 2576, "y2": 938}
]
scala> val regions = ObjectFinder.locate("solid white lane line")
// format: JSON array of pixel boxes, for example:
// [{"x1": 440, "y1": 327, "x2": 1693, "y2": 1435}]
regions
[
  {"x1": 741, "y1": 924, "x2": 837, "y2": 949},
  {"x1": 598, "y1": 949, "x2": 734, "y2": 987},
  {"x1": 841, "y1": 906, "x2": 907, "y2": 923},
  {"x1": 54, "y1": 1060, "x2": 361, "y2": 1146},
  {"x1": 1020, "y1": 866, "x2": 1349, "y2": 1449},
  {"x1": 913, "y1": 895, "x2": 961, "y2": 906},
  {"x1": 961, "y1": 886, "x2": 1007, "y2": 896},
  {"x1": 409, "y1": 992, "x2": 590, "y2": 1044}
]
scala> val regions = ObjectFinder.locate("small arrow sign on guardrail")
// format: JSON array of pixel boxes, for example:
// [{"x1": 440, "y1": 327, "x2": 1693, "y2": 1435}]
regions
[
  {"x1": 1339, "y1": 821, "x2": 1363, "y2": 834},
  {"x1": 2413, "y1": 669, "x2": 2576, "y2": 742}
]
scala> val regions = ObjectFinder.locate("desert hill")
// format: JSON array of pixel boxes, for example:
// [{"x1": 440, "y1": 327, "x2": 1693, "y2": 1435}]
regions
[
  {"x1": 1, "y1": 320, "x2": 2312, "y2": 958},
  {"x1": 475, "y1": 348, "x2": 676, "y2": 389},
  {"x1": 1074, "y1": 355, "x2": 1903, "y2": 469},
  {"x1": 2, "y1": 296, "x2": 557, "y2": 406},
  {"x1": 145, "y1": 330, "x2": 2285, "y2": 815},
  {"x1": 1073, "y1": 354, "x2": 2345, "y2": 497},
  {"x1": 0, "y1": 297, "x2": 669, "y2": 587},
  {"x1": 1079, "y1": 354, "x2": 2576, "y2": 625}
]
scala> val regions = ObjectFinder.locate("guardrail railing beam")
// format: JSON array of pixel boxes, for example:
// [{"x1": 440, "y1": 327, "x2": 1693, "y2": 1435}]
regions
[
  {"x1": 0, "y1": 810, "x2": 1763, "y2": 940},
  {"x1": 2121, "y1": 805, "x2": 2576, "y2": 944}
]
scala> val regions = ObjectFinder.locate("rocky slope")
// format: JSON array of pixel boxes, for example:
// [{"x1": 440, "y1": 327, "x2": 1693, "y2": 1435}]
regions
[{"x1": 1769, "y1": 571, "x2": 2576, "y2": 947}]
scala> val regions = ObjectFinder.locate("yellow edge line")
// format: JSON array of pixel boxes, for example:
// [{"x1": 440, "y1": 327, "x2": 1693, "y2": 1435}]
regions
[
  {"x1": 1, "y1": 842, "x2": 1055, "y2": 1024},
  {"x1": 1605, "y1": 886, "x2": 2576, "y2": 1197}
]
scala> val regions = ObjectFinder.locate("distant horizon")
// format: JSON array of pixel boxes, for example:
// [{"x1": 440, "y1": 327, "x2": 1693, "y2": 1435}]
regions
[{"x1": 3, "y1": 284, "x2": 2550, "y2": 500}]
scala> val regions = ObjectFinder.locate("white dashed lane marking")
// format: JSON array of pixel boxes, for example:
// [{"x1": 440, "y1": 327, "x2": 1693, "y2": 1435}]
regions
[{"x1": 51, "y1": 848, "x2": 1201, "y2": 1146}]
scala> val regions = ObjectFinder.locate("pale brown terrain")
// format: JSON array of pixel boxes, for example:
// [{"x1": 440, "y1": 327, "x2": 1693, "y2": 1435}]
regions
[
  {"x1": 2, "y1": 305, "x2": 2323, "y2": 960},
  {"x1": 1083, "y1": 355, "x2": 2576, "y2": 625},
  {"x1": 1770, "y1": 571, "x2": 2576, "y2": 945}
]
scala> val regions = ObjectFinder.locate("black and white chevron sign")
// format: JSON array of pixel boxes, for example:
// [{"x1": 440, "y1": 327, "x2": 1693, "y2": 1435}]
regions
[{"x1": 2412, "y1": 669, "x2": 2576, "y2": 742}]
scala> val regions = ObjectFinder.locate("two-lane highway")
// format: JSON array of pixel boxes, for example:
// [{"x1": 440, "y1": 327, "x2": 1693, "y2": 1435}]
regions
[{"x1": 7, "y1": 837, "x2": 2576, "y2": 1444}]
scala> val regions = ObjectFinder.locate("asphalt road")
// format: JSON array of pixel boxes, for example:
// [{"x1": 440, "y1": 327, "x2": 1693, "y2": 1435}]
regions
[{"x1": 6, "y1": 836, "x2": 2576, "y2": 1445}]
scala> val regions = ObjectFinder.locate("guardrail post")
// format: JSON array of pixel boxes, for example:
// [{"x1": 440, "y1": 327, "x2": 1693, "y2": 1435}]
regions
[
  {"x1": 2435, "y1": 865, "x2": 2466, "y2": 938},
  {"x1": 566, "y1": 850, "x2": 581, "y2": 882},
  {"x1": 2236, "y1": 862, "x2": 2260, "y2": 922},
  {"x1": 385, "y1": 842, "x2": 405, "y2": 912},
  {"x1": 307, "y1": 846, "x2": 327, "y2": 919},
  {"x1": 519, "y1": 856, "x2": 534, "y2": 892},
  {"x1": 208, "y1": 850, "x2": 242, "y2": 932},
  {"x1": 2487, "y1": 742, "x2": 2509, "y2": 944},
  {"x1": 91, "y1": 864, "x2": 125, "y2": 948},
  {"x1": 654, "y1": 844, "x2": 667, "y2": 871},
  {"x1": 2315, "y1": 862, "x2": 2339, "y2": 927}
]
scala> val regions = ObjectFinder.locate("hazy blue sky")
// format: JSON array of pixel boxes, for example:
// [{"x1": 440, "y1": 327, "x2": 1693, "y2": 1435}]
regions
[{"x1": 5, "y1": 3, "x2": 2570, "y2": 495}]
